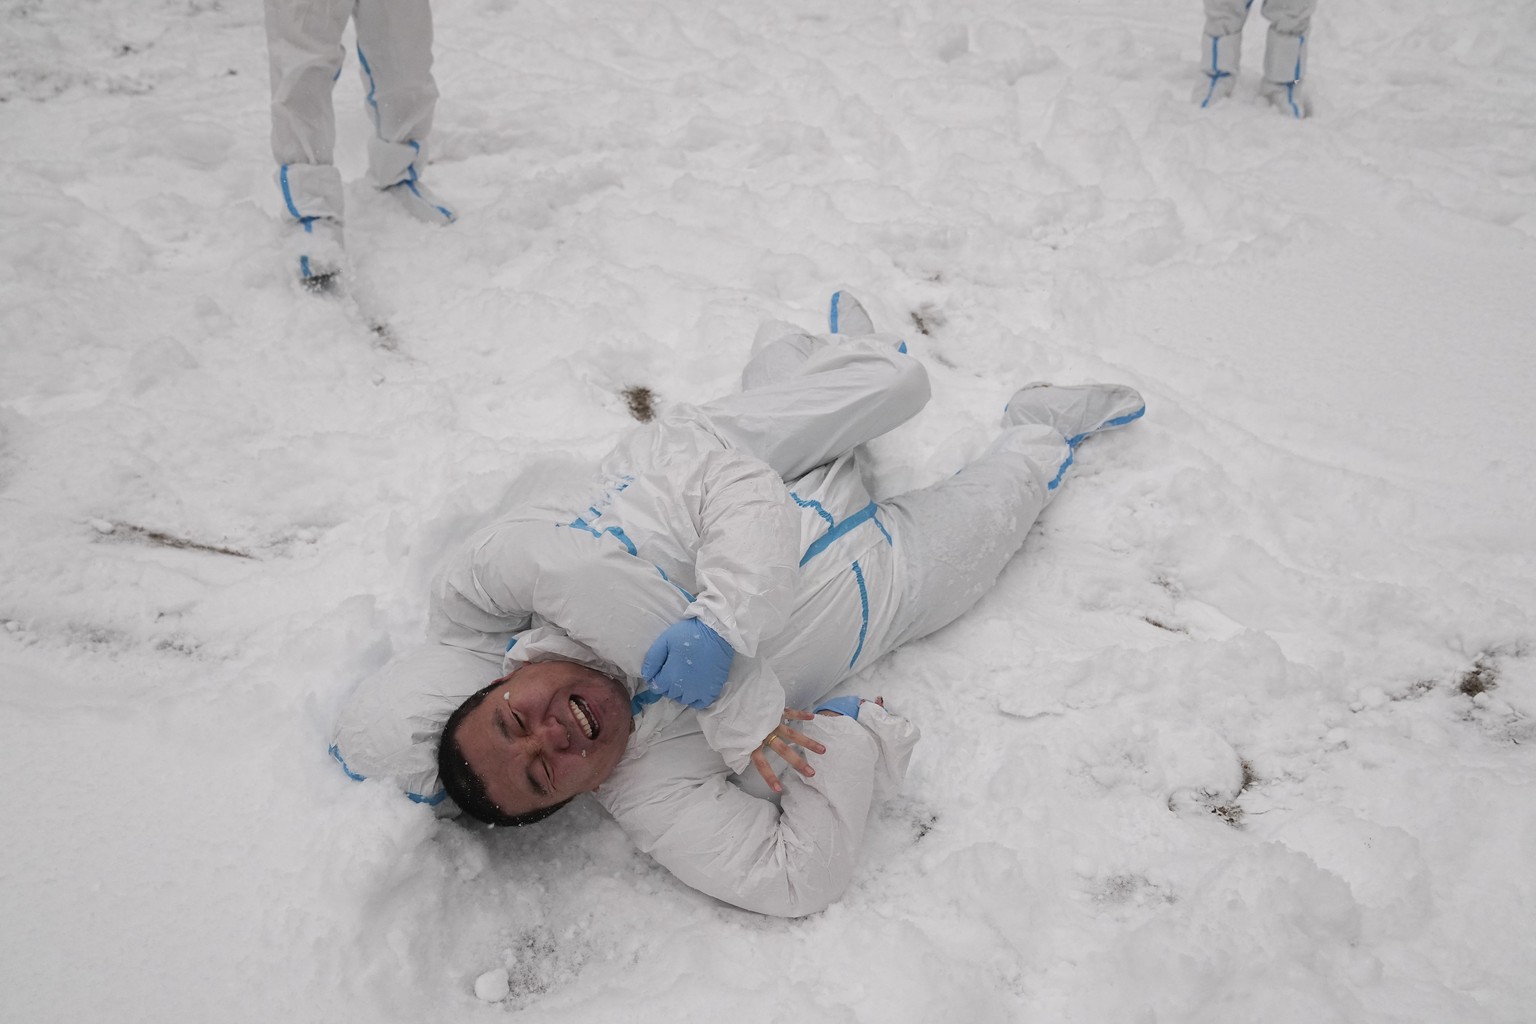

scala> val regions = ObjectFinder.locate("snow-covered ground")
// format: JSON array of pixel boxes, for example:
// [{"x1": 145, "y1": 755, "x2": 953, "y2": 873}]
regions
[{"x1": 3, "y1": 0, "x2": 1534, "y2": 1020}]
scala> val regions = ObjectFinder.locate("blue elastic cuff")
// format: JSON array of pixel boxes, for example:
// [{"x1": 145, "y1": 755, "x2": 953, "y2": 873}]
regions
[
  {"x1": 631, "y1": 688, "x2": 663, "y2": 716},
  {"x1": 813, "y1": 696, "x2": 863, "y2": 720}
]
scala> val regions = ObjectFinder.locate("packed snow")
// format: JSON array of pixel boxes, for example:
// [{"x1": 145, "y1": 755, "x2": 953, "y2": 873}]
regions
[{"x1": 3, "y1": 0, "x2": 1533, "y2": 1021}]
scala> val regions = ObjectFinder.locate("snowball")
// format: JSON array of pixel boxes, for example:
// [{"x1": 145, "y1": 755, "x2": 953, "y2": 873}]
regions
[{"x1": 473, "y1": 967, "x2": 510, "y2": 1003}]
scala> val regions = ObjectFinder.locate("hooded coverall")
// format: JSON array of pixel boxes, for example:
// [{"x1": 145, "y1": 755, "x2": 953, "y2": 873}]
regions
[{"x1": 331, "y1": 325, "x2": 1097, "y2": 916}]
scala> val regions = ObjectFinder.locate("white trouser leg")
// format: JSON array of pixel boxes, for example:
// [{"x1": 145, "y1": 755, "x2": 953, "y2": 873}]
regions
[
  {"x1": 699, "y1": 333, "x2": 930, "y2": 481},
  {"x1": 1262, "y1": 27, "x2": 1306, "y2": 84},
  {"x1": 1200, "y1": 30, "x2": 1243, "y2": 79},
  {"x1": 880, "y1": 424, "x2": 1067, "y2": 650},
  {"x1": 264, "y1": 0, "x2": 351, "y2": 220},
  {"x1": 1259, "y1": 0, "x2": 1315, "y2": 116},
  {"x1": 1202, "y1": 0, "x2": 1253, "y2": 39},
  {"x1": 1261, "y1": 0, "x2": 1314, "y2": 82},
  {"x1": 353, "y1": 0, "x2": 440, "y2": 188},
  {"x1": 1197, "y1": 0, "x2": 1249, "y2": 106},
  {"x1": 1261, "y1": 0, "x2": 1316, "y2": 38}
]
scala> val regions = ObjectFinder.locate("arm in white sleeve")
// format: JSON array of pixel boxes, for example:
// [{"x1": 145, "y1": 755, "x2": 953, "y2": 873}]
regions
[
  {"x1": 678, "y1": 446, "x2": 799, "y2": 659},
  {"x1": 694, "y1": 656, "x2": 788, "y2": 775},
  {"x1": 330, "y1": 520, "x2": 682, "y2": 809},
  {"x1": 427, "y1": 517, "x2": 686, "y2": 676},
  {"x1": 428, "y1": 514, "x2": 793, "y2": 768},
  {"x1": 602, "y1": 707, "x2": 920, "y2": 917},
  {"x1": 426, "y1": 445, "x2": 803, "y2": 765}
]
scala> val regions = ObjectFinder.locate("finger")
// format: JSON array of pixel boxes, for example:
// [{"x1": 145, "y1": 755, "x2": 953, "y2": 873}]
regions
[
  {"x1": 768, "y1": 734, "x2": 815, "y2": 777},
  {"x1": 781, "y1": 708, "x2": 815, "y2": 721},
  {"x1": 640, "y1": 641, "x2": 667, "y2": 681},
  {"x1": 776, "y1": 726, "x2": 826, "y2": 756},
  {"x1": 750, "y1": 749, "x2": 782, "y2": 793}
]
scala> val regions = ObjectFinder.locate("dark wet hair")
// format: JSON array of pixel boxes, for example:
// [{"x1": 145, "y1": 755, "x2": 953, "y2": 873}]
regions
[{"x1": 437, "y1": 677, "x2": 573, "y2": 828}]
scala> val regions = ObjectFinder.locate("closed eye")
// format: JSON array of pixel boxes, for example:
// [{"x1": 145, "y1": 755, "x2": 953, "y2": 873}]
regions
[
  {"x1": 504, "y1": 710, "x2": 549, "y2": 796},
  {"x1": 527, "y1": 762, "x2": 549, "y2": 798}
]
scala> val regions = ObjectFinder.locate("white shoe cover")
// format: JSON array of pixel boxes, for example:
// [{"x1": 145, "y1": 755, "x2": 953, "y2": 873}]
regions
[
  {"x1": 1260, "y1": 79, "x2": 1312, "y2": 119},
  {"x1": 1194, "y1": 70, "x2": 1237, "y2": 107},
  {"x1": 1261, "y1": 28, "x2": 1310, "y2": 118},
  {"x1": 284, "y1": 215, "x2": 346, "y2": 285},
  {"x1": 1003, "y1": 382, "x2": 1145, "y2": 447},
  {"x1": 1194, "y1": 32, "x2": 1241, "y2": 109},
  {"x1": 388, "y1": 179, "x2": 457, "y2": 224},
  {"x1": 829, "y1": 290, "x2": 876, "y2": 336}
]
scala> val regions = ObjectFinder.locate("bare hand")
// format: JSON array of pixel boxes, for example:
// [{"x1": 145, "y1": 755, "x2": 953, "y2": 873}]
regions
[{"x1": 750, "y1": 709, "x2": 826, "y2": 794}]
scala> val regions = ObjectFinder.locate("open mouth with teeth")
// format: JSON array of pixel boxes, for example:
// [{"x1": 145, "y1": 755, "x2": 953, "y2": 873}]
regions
[{"x1": 569, "y1": 695, "x2": 598, "y2": 740}]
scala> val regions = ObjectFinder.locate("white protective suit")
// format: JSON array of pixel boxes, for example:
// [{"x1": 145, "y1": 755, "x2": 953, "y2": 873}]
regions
[
  {"x1": 1199, "y1": 0, "x2": 1316, "y2": 115},
  {"x1": 263, "y1": 0, "x2": 441, "y2": 222},
  {"x1": 331, "y1": 325, "x2": 1097, "y2": 916}
]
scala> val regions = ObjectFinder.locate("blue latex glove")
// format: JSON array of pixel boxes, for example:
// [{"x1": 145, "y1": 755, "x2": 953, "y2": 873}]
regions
[
  {"x1": 812, "y1": 696, "x2": 864, "y2": 720},
  {"x1": 641, "y1": 618, "x2": 735, "y2": 709}
]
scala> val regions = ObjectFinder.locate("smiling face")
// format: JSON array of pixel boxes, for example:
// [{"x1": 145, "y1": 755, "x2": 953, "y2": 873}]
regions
[{"x1": 449, "y1": 660, "x2": 635, "y2": 819}]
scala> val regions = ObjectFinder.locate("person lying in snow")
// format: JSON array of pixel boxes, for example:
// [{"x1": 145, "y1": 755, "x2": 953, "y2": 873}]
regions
[{"x1": 329, "y1": 291, "x2": 1145, "y2": 916}]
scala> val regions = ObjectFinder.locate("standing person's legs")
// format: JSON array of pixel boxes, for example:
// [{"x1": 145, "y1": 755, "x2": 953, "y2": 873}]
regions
[
  {"x1": 265, "y1": 0, "x2": 353, "y2": 281},
  {"x1": 1261, "y1": 0, "x2": 1315, "y2": 47},
  {"x1": 1202, "y1": 0, "x2": 1252, "y2": 37},
  {"x1": 1197, "y1": 0, "x2": 1251, "y2": 106},
  {"x1": 1258, "y1": 0, "x2": 1315, "y2": 117},
  {"x1": 353, "y1": 0, "x2": 455, "y2": 221},
  {"x1": 265, "y1": 0, "x2": 352, "y2": 222}
]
